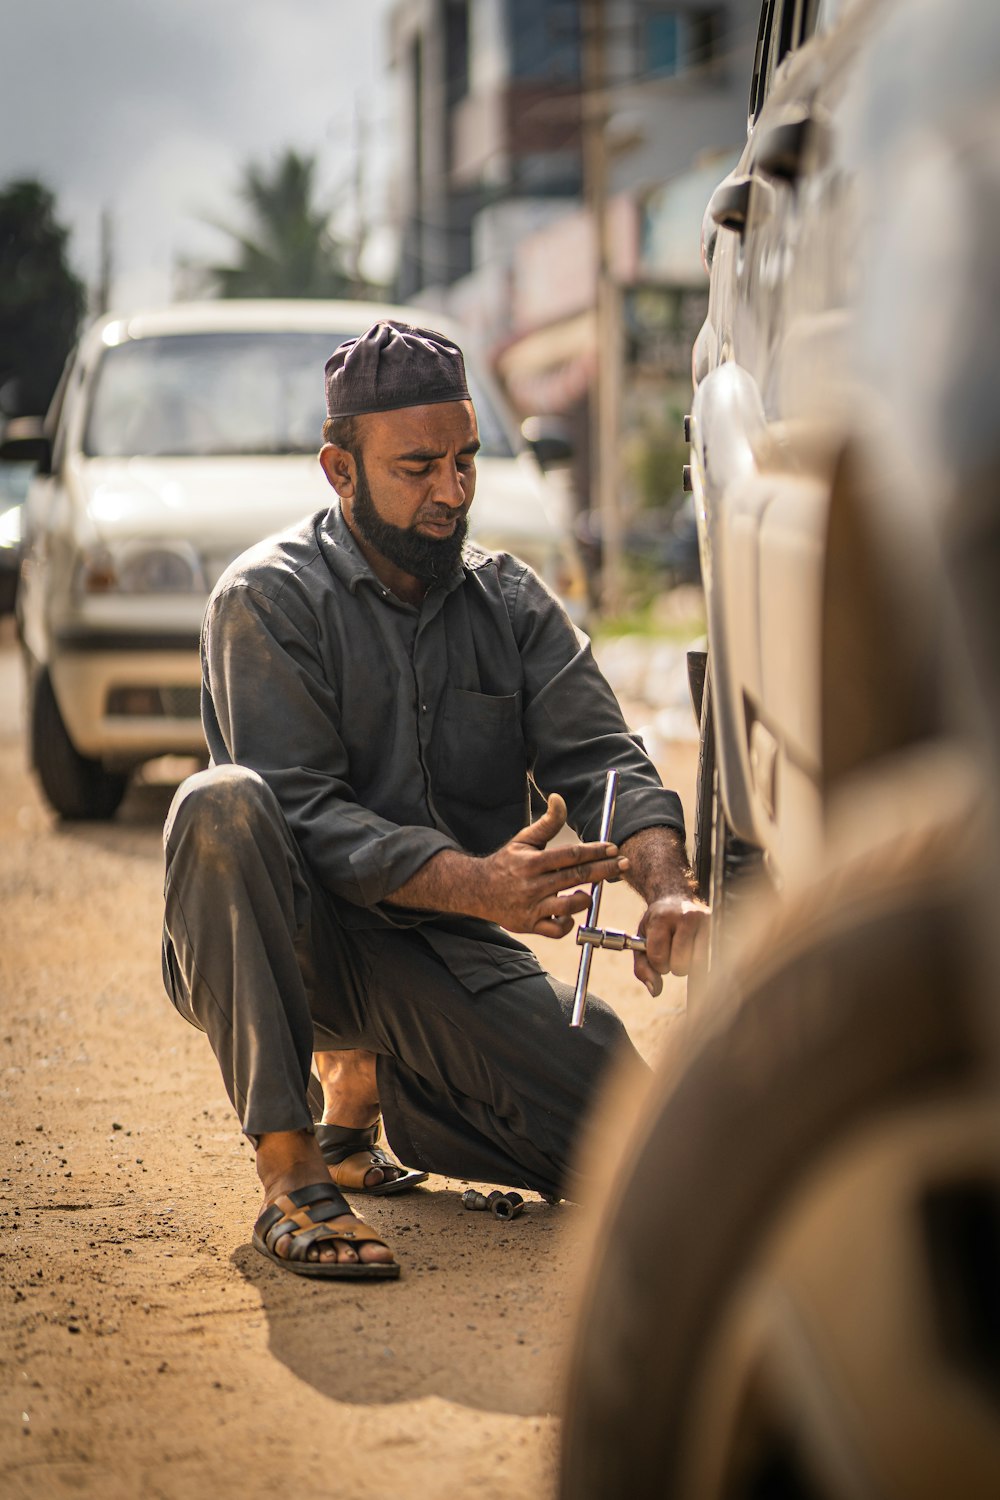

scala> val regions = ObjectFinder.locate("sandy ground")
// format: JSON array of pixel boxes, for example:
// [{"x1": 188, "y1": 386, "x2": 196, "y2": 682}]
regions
[{"x1": 0, "y1": 616, "x2": 697, "y2": 1500}]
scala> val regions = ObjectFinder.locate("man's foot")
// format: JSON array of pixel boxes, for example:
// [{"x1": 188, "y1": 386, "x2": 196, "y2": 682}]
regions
[
  {"x1": 253, "y1": 1184, "x2": 399, "y2": 1280},
  {"x1": 316, "y1": 1121, "x2": 429, "y2": 1196},
  {"x1": 255, "y1": 1130, "x2": 397, "y2": 1272},
  {"x1": 312, "y1": 1048, "x2": 424, "y2": 1192}
]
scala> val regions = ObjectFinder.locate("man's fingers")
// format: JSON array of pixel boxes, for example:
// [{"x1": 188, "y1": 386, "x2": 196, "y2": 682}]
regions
[
  {"x1": 537, "y1": 853, "x2": 626, "y2": 892},
  {"x1": 532, "y1": 913, "x2": 576, "y2": 939},
  {"x1": 537, "y1": 888, "x2": 591, "y2": 923},
  {"x1": 633, "y1": 952, "x2": 663, "y2": 997},
  {"x1": 667, "y1": 920, "x2": 695, "y2": 978},
  {"x1": 526, "y1": 841, "x2": 623, "y2": 877},
  {"x1": 530, "y1": 886, "x2": 593, "y2": 937},
  {"x1": 517, "y1": 792, "x2": 568, "y2": 850},
  {"x1": 637, "y1": 906, "x2": 711, "y2": 985}
]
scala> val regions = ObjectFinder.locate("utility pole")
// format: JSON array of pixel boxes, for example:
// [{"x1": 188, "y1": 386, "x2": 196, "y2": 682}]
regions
[
  {"x1": 95, "y1": 206, "x2": 114, "y2": 316},
  {"x1": 351, "y1": 105, "x2": 368, "y2": 296},
  {"x1": 582, "y1": 0, "x2": 624, "y2": 617}
]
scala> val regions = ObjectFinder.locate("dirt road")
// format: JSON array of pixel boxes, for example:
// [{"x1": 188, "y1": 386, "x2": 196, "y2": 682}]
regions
[{"x1": 0, "y1": 618, "x2": 695, "y2": 1500}]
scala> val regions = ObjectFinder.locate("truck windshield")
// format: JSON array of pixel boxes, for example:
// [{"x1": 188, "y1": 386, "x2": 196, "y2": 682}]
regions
[{"x1": 83, "y1": 330, "x2": 515, "y2": 459}]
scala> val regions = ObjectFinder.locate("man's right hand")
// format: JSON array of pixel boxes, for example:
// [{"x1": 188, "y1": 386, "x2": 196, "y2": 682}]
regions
[
  {"x1": 384, "y1": 793, "x2": 627, "y2": 937},
  {"x1": 474, "y1": 793, "x2": 627, "y2": 937}
]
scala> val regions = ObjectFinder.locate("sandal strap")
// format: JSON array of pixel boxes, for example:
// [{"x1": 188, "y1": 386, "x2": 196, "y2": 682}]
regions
[
  {"x1": 285, "y1": 1181, "x2": 353, "y2": 1213},
  {"x1": 273, "y1": 1213, "x2": 390, "y2": 1261},
  {"x1": 255, "y1": 1187, "x2": 390, "y2": 1260},
  {"x1": 254, "y1": 1183, "x2": 351, "y2": 1245},
  {"x1": 315, "y1": 1121, "x2": 380, "y2": 1165}
]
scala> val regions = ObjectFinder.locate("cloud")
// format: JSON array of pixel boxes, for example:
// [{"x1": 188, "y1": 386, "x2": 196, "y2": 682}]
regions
[{"x1": 0, "y1": 0, "x2": 390, "y2": 302}]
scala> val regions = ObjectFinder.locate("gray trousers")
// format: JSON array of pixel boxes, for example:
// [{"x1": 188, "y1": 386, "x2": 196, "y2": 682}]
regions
[{"x1": 161, "y1": 765, "x2": 644, "y2": 1200}]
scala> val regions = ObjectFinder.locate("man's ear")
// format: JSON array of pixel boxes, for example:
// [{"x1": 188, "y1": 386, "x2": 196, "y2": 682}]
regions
[{"x1": 319, "y1": 443, "x2": 357, "y2": 498}]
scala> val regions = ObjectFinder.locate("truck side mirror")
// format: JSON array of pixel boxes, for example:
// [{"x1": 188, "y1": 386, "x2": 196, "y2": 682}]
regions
[
  {"x1": 521, "y1": 415, "x2": 573, "y2": 470},
  {"x1": 0, "y1": 416, "x2": 52, "y2": 472}
]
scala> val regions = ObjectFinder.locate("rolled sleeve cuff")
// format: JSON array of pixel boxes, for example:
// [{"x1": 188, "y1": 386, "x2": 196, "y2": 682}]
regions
[
  {"x1": 347, "y1": 825, "x2": 460, "y2": 907},
  {"x1": 607, "y1": 786, "x2": 686, "y2": 847}
]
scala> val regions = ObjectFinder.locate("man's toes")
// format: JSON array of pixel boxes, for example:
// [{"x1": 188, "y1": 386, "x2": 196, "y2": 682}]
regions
[
  {"x1": 358, "y1": 1241, "x2": 395, "y2": 1265},
  {"x1": 302, "y1": 1242, "x2": 356, "y2": 1264},
  {"x1": 364, "y1": 1165, "x2": 388, "y2": 1189}
]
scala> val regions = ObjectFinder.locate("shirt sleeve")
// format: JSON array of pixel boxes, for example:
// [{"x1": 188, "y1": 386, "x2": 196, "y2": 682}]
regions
[
  {"x1": 506, "y1": 564, "x2": 687, "y2": 846},
  {"x1": 201, "y1": 581, "x2": 458, "y2": 910}
]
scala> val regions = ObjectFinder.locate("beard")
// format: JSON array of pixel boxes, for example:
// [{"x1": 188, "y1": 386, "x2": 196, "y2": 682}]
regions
[{"x1": 350, "y1": 455, "x2": 469, "y2": 585}]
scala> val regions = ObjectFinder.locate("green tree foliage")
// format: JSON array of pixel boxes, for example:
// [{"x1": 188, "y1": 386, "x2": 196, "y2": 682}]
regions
[
  {"x1": 0, "y1": 179, "x2": 86, "y2": 417},
  {"x1": 208, "y1": 149, "x2": 355, "y2": 299}
]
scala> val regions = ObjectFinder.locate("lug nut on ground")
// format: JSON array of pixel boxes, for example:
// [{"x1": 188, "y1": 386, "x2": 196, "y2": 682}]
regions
[{"x1": 461, "y1": 1188, "x2": 525, "y2": 1220}]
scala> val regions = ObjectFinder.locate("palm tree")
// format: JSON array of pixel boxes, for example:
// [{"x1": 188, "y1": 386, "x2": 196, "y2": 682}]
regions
[{"x1": 206, "y1": 149, "x2": 355, "y2": 299}]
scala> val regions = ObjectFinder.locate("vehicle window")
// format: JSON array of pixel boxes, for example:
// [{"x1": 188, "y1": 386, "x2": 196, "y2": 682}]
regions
[
  {"x1": 0, "y1": 460, "x2": 33, "y2": 507},
  {"x1": 799, "y1": 0, "x2": 822, "y2": 40},
  {"x1": 748, "y1": 1, "x2": 774, "y2": 123},
  {"x1": 749, "y1": 0, "x2": 802, "y2": 121},
  {"x1": 82, "y1": 331, "x2": 514, "y2": 460},
  {"x1": 763, "y1": 0, "x2": 798, "y2": 94}
]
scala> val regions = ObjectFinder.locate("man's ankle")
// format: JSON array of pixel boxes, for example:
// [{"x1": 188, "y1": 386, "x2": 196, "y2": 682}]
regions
[
  {"x1": 255, "y1": 1128, "x2": 322, "y2": 1195},
  {"x1": 313, "y1": 1048, "x2": 381, "y2": 1127}
]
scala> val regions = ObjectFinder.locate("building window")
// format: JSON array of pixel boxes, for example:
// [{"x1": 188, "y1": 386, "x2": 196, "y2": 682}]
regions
[
  {"x1": 640, "y1": 7, "x2": 720, "y2": 79},
  {"x1": 508, "y1": 0, "x2": 581, "y2": 82}
]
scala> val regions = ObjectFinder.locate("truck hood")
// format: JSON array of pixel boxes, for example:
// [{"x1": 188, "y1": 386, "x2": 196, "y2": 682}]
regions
[
  {"x1": 73, "y1": 454, "x2": 330, "y2": 552},
  {"x1": 71, "y1": 450, "x2": 565, "y2": 553}
]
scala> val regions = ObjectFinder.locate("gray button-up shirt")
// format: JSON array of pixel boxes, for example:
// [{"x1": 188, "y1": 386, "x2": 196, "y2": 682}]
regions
[{"x1": 201, "y1": 503, "x2": 684, "y2": 983}]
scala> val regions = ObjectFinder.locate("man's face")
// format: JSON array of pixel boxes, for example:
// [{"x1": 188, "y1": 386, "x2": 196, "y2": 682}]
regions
[{"x1": 323, "y1": 400, "x2": 480, "y2": 586}]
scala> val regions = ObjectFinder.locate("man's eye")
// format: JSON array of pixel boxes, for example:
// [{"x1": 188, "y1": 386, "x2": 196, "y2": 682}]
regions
[{"x1": 404, "y1": 465, "x2": 431, "y2": 477}]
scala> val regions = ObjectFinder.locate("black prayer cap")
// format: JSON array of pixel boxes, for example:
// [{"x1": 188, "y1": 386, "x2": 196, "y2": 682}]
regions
[{"x1": 324, "y1": 320, "x2": 471, "y2": 418}]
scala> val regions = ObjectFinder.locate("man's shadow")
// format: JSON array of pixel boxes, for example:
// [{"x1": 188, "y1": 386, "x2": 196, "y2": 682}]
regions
[{"x1": 230, "y1": 1185, "x2": 580, "y2": 1416}]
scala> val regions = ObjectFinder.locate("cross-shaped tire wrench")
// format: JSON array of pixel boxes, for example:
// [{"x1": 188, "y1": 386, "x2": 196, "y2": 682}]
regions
[{"x1": 570, "y1": 768, "x2": 647, "y2": 1027}]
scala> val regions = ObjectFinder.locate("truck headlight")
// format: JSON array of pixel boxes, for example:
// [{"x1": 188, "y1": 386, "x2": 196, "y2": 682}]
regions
[{"x1": 78, "y1": 541, "x2": 206, "y2": 594}]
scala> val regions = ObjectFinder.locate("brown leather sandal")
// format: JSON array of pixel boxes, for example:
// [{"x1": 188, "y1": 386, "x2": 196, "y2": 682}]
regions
[
  {"x1": 316, "y1": 1122, "x2": 428, "y2": 1196},
  {"x1": 252, "y1": 1183, "x2": 399, "y2": 1279}
]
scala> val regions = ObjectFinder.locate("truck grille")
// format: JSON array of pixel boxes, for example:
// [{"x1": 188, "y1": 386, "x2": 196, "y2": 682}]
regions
[{"x1": 106, "y1": 685, "x2": 201, "y2": 719}]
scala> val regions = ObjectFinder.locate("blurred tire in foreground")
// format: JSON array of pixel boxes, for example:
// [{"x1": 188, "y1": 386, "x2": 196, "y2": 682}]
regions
[{"x1": 560, "y1": 755, "x2": 1000, "y2": 1499}]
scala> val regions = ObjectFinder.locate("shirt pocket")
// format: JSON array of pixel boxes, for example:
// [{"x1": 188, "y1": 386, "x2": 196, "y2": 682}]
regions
[{"x1": 436, "y1": 686, "x2": 526, "y2": 809}]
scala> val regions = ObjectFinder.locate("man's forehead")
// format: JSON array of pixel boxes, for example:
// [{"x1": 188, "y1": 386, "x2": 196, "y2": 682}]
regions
[{"x1": 360, "y1": 400, "x2": 479, "y2": 451}]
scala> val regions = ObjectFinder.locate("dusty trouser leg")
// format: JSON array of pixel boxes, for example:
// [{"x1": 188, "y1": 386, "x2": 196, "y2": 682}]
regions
[
  {"x1": 162, "y1": 764, "x2": 345, "y2": 1140},
  {"x1": 314, "y1": 926, "x2": 647, "y2": 1202}
]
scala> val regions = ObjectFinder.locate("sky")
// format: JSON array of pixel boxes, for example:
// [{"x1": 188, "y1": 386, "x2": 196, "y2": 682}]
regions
[{"x1": 0, "y1": 0, "x2": 395, "y2": 311}]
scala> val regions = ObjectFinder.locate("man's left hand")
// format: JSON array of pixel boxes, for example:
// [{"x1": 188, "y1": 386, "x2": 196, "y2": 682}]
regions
[{"x1": 634, "y1": 896, "x2": 710, "y2": 994}]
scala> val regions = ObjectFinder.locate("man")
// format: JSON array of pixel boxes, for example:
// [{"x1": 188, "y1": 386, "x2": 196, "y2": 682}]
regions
[{"x1": 161, "y1": 321, "x2": 707, "y2": 1281}]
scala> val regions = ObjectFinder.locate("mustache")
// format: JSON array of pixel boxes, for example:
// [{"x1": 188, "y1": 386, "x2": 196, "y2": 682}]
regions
[{"x1": 418, "y1": 504, "x2": 467, "y2": 523}]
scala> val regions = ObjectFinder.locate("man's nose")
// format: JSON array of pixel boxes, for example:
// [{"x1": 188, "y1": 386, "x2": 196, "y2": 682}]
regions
[{"x1": 431, "y1": 459, "x2": 468, "y2": 509}]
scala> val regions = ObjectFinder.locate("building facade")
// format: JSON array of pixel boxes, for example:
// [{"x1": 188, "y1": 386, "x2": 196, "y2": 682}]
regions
[{"x1": 388, "y1": 0, "x2": 756, "y2": 532}]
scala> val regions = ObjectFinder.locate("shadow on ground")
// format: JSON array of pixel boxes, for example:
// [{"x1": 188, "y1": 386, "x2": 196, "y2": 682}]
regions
[{"x1": 230, "y1": 1183, "x2": 582, "y2": 1416}]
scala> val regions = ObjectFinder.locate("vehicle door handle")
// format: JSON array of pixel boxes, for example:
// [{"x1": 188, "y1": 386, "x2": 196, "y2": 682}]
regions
[
  {"x1": 707, "y1": 176, "x2": 753, "y2": 235},
  {"x1": 751, "y1": 116, "x2": 812, "y2": 183}
]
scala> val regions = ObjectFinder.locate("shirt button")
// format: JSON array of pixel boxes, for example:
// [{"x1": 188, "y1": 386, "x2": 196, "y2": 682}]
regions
[{"x1": 421, "y1": 703, "x2": 427, "y2": 713}]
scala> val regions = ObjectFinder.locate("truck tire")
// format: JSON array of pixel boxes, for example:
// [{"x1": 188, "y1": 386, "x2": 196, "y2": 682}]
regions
[
  {"x1": 31, "y1": 668, "x2": 127, "y2": 820},
  {"x1": 692, "y1": 662, "x2": 764, "y2": 963},
  {"x1": 560, "y1": 830, "x2": 984, "y2": 1499}
]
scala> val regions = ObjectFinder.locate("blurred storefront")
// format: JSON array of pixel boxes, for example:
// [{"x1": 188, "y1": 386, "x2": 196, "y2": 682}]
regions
[{"x1": 387, "y1": 0, "x2": 753, "y2": 533}]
